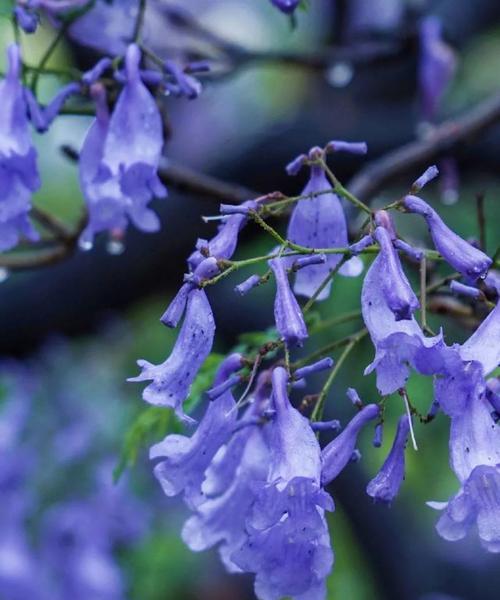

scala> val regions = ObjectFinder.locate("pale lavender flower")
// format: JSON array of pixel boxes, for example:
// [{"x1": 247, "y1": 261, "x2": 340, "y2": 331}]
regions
[
  {"x1": 79, "y1": 45, "x2": 166, "y2": 248},
  {"x1": 182, "y1": 374, "x2": 272, "y2": 573},
  {"x1": 150, "y1": 354, "x2": 242, "y2": 508},
  {"x1": 430, "y1": 302, "x2": 500, "y2": 551},
  {"x1": 362, "y1": 233, "x2": 453, "y2": 395},
  {"x1": 321, "y1": 404, "x2": 379, "y2": 485},
  {"x1": 403, "y1": 195, "x2": 492, "y2": 281},
  {"x1": 232, "y1": 367, "x2": 334, "y2": 600},
  {"x1": 374, "y1": 225, "x2": 420, "y2": 321},
  {"x1": 129, "y1": 288, "x2": 215, "y2": 422},
  {"x1": 287, "y1": 162, "x2": 361, "y2": 301},
  {"x1": 367, "y1": 415, "x2": 410, "y2": 503},
  {"x1": 0, "y1": 44, "x2": 40, "y2": 251},
  {"x1": 269, "y1": 256, "x2": 308, "y2": 347}
]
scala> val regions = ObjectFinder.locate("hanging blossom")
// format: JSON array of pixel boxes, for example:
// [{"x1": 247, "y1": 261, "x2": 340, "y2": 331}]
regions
[
  {"x1": 79, "y1": 44, "x2": 167, "y2": 248},
  {"x1": 361, "y1": 213, "x2": 446, "y2": 395},
  {"x1": 403, "y1": 195, "x2": 492, "y2": 281},
  {"x1": 366, "y1": 415, "x2": 410, "y2": 504},
  {"x1": 0, "y1": 44, "x2": 40, "y2": 252},
  {"x1": 429, "y1": 301, "x2": 500, "y2": 551},
  {"x1": 150, "y1": 353, "x2": 243, "y2": 509},
  {"x1": 181, "y1": 371, "x2": 272, "y2": 575},
  {"x1": 231, "y1": 367, "x2": 334, "y2": 600},
  {"x1": 269, "y1": 255, "x2": 309, "y2": 348},
  {"x1": 129, "y1": 257, "x2": 217, "y2": 422},
  {"x1": 286, "y1": 142, "x2": 366, "y2": 301}
]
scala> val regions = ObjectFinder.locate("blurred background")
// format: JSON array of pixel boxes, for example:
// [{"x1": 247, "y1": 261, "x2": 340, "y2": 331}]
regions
[{"x1": 1, "y1": 0, "x2": 500, "y2": 599}]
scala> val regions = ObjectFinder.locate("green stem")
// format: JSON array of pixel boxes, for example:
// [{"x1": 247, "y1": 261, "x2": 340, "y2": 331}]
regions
[
  {"x1": 31, "y1": 24, "x2": 70, "y2": 93},
  {"x1": 133, "y1": 0, "x2": 148, "y2": 43},
  {"x1": 309, "y1": 310, "x2": 362, "y2": 335},
  {"x1": 320, "y1": 160, "x2": 372, "y2": 215},
  {"x1": 310, "y1": 328, "x2": 368, "y2": 421}
]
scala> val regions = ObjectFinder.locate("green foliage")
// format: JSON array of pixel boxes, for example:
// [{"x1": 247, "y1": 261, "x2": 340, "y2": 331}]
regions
[
  {"x1": 114, "y1": 353, "x2": 225, "y2": 482},
  {"x1": 0, "y1": 1, "x2": 14, "y2": 17}
]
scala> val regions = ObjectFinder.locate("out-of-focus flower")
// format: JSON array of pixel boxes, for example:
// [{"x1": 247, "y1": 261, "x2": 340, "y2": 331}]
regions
[{"x1": 0, "y1": 44, "x2": 40, "y2": 252}]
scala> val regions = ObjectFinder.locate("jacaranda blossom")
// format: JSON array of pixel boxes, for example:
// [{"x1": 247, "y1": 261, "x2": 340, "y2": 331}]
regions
[
  {"x1": 79, "y1": 44, "x2": 166, "y2": 248},
  {"x1": 129, "y1": 288, "x2": 215, "y2": 422},
  {"x1": 429, "y1": 301, "x2": 500, "y2": 551},
  {"x1": 321, "y1": 403, "x2": 379, "y2": 485},
  {"x1": 0, "y1": 44, "x2": 40, "y2": 252},
  {"x1": 366, "y1": 415, "x2": 410, "y2": 503},
  {"x1": 287, "y1": 155, "x2": 362, "y2": 301},
  {"x1": 270, "y1": 0, "x2": 301, "y2": 14},
  {"x1": 150, "y1": 353, "x2": 243, "y2": 508},
  {"x1": 232, "y1": 367, "x2": 334, "y2": 600},
  {"x1": 362, "y1": 230, "x2": 446, "y2": 395},
  {"x1": 403, "y1": 195, "x2": 492, "y2": 281},
  {"x1": 269, "y1": 256, "x2": 308, "y2": 347}
]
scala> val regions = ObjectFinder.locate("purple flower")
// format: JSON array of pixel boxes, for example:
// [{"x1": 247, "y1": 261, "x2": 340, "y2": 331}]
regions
[
  {"x1": 160, "y1": 257, "x2": 219, "y2": 327},
  {"x1": 418, "y1": 16, "x2": 456, "y2": 122},
  {"x1": 269, "y1": 256, "x2": 308, "y2": 347},
  {"x1": 182, "y1": 373, "x2": 272, "y2": 572},
  {"x1": 270, "y1": 0, "x2": 301, "y2": 14},
  {"x1": 79, "y1": 44, "x2": 166, "y2": 248},
  {"x1": 321, "y1": 404, "x2": 380, "y2": 486},
  {"x1": 366, "y1": 415, "x2": 410, "y2": 503},
  {"x1": 150, "y1": 353, "x2": 243, "y2": 508},
  {"x1": 287, "y1": 164, "x2": 361, "y2": 301},
  {"x1": 231, "y1": 367, "x2": 334, "y2": 600},
  {"x1": 374, "y1": 225, "x2": 420, "y2": 320},
  {"x1": 0, "y1": 44, "x2": 40, "y2": 252},
  {"x1": 362, "y1": 239, "x2": 451, "y2": 395},
  {"x1": 129, "y1": 288, "x2": 215, "y2": 422},
  {"x1": 403, "y1": 195, "x2": 492, "y2": 281},
  {"x1": 14, "y1": 6, "x2": 39, "y2": 33},
  {"x1": 430, "y1": 302, "x2": 500, "y2": 550},
  {"x1": 188, "y1": 200, "x2": 257, "y2": 270}
]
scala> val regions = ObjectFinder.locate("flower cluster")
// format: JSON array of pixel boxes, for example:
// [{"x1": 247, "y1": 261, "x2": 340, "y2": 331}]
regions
[
  {"x1": 3, "y1": 3, "x2": 207, "y2": 255},
  {"x1": 130, "y1": 141, "x2": 499, "y2": 598}
]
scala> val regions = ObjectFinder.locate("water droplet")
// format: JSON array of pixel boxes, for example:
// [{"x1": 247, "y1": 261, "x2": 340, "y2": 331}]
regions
[
  {"x1": 79, "y1": 239, "x2": 93, "y2": 252},
  {"x1": 0, "y1": 267, "x2": 9, "y2": 283},
  {"x1": 106, "y1": 239, "x2": 125, "y2": 256},
  {"x1": 326, "y1": 62, "x2": 354, "y2": 88}
]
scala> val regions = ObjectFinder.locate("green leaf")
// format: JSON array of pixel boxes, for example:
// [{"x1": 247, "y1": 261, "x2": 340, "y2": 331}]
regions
[{"x1": 0, "y1": 1, "x2": 15, "y2": 17}]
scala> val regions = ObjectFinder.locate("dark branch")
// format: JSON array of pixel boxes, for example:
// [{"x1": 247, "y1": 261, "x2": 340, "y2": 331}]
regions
[{"x1": 348, "y1": 92, "x2": 500, "y2": 200}]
